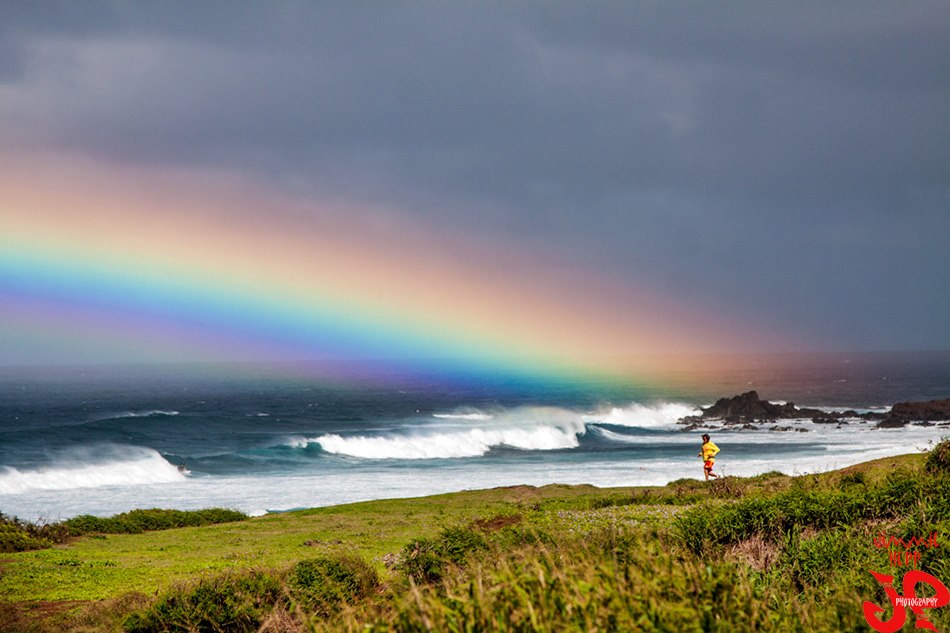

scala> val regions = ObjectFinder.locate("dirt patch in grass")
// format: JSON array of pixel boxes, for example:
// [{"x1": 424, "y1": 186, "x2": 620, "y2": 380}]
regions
[
  {"x1": 473, "y1": 514, "x2": 523, "y2": 532},
  {"x1": 729, "y1": 535, "x2": 781, "y2": 571}
]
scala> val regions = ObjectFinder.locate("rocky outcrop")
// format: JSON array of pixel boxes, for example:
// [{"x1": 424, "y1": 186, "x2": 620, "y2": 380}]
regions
[
  {"x1": 875, "y1": 419, "x2": 909, "y2": 429},
  {"x1": 886, "y1": 399, "x2": 950, "y2": 422},
  {"x1": 700, "y1": 391, "x2": 795, "y2": 422},
  {"x1": 685, "y1": 391, "x2": 825, "y2": 425},
  {"x1": 677, "y1": 391, "x2": 950, "y2": 431}
]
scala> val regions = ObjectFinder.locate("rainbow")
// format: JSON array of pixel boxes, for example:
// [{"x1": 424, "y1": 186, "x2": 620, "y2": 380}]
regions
[{"x1": 0, "y1": 153, "x2": 786, "y2": 385}]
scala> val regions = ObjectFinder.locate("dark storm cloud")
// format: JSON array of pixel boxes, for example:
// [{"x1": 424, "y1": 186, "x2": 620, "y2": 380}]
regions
[{"x1": 2, "y1": 1, "x2": 948, "y2": 350}]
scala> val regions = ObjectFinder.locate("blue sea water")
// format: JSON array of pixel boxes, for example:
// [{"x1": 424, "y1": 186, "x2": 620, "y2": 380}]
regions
[{"x1": 0, "y1": 352, "x2": 948, "y2": 522}]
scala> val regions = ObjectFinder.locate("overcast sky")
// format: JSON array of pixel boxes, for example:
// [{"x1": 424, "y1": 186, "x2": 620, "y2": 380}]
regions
[{"x1": 2, "y1": 1, "x2": 948, "y2": 353}]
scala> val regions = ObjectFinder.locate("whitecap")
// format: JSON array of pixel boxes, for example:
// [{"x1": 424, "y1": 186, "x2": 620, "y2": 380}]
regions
[{"x1": 0, "y1": 445, "x2": 186, "y2": 494}]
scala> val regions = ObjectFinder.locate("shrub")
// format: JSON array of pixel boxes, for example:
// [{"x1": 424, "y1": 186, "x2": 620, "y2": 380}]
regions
[
  {"x1": 63, "y1": 508, "x2": 248, "y2": 536},
  {"x1": 397, "y1": 525, "x2": 488, "y2": 584},
  {"x1": 290, "y1": 554, "x2": 378, "y2": 615},
  {"x1": 123, "y1": 570, "x2": 283, "y2": 633},
  {"x1": 926, "y1": 438, "x2": 950, "y2": 474},
  {"x1": 0, "y1": 515, "x2": 52, "y2": 552},
  {"x1": 399, "y1": 538, "x2": 448, "y2": 584},
  {"x1": 437, "y1": 525, "x2": 487, "y2": 565}
]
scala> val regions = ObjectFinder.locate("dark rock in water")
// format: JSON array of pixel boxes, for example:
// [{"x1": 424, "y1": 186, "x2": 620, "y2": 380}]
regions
[
  {"x1": 876, "y1": 419, "x2": 909, "y2": 429},
  {"x1": 887, "y1": 399, "x2": 950, "y2": 422},
  {"x1": 677, "y1": 392, "x2": 950, "y2": 431},
  {"x1": 700, "y1": 391, "x2": 799, "y2": 422}
]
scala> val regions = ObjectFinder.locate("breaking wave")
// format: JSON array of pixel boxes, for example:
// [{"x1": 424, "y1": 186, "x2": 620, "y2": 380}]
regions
[
  {"x1": 581, "y1": 402, "x2": 700, "y2": 428},
  {"x1": 305, "y1": 402, "x2": 696, "y2": 460},
  {"x1": 432, "y1": 412, "x2": 494, "y2": 421},
  {"x1": 110, "y1": 410, "x2": 181, "y2": 419},
  {"x1": 0, "y1": 445, "x2": 186, "y2": 494},
  {"x1": 316, "y1": 425, "x2": 581, "y2": 459}
]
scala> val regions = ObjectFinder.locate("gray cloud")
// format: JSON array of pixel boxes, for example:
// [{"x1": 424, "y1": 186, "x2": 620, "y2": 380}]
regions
[{"x1": 2, "y1": 1, "x2": 948, "y2": 350}]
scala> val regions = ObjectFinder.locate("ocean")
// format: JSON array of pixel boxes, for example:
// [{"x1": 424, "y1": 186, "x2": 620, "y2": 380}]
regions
[{"x1": 1, "y1": 352, "x2": 948, "y2": 523}]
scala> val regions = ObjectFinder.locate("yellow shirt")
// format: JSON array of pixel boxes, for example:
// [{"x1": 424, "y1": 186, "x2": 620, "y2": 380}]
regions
[{"x1": 701, "y1": 441, "x2": 720, "y2": 462}]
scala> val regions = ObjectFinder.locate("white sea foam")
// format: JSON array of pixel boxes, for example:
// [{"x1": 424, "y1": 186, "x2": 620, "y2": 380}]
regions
[
  {"x1": 111, "y1": 410, "x2": 180, "y2": 418},
  {"x1": 0, "y1": 445, "x2": 186, "y2": 494},
  {"x1": 304, "y1": 403, "x2": 699, "y2": 459},
  {"x1": 281, "y1": 436, "x2": 310, "y2": 449},
  {"x1": 315, "y1": 424, "x2": 582, "y2": 459},
  {"x1": 811, "y1": 405, "x2": 891, "y2": 415},
  {"x1": 581, "y1": 402, "x2": 700, "y2": 428},
  {"x1": 433, "y1": 412, "x2": 494, "y2": 421}
]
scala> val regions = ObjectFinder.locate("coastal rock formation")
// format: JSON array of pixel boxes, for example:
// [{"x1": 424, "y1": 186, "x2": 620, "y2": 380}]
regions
[
  {"x1": 700, "y1": 391, "x2": 797, "y2": 421},
  {"x1": 887, "y1": 399, "x2": 950, "y2": 422},
  {"x1": 684, "y1": 391, "x2": 825, "y2": 425},
  {"x1": 875, "y1": 419, "x2": 909, "y2": 429},
  {"x1": 678, "y1": 391, "x2": 950, "y2": 431}
]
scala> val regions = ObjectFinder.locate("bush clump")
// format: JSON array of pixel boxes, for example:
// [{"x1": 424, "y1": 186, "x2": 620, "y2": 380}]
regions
[
  {"x1": 123, "y1": 570, "x2": 283, "y2": 633},
  {"x1": 926, "y1": 438, "x2": 950, "y2": 474},
  {"x1": 0, "y1": 508, "x2": 249, "y2": 553},
  {"x1": 290, "y1": 554, "x2": 378, "y2": 615},
  {"x1": 0, "y1": 514, "x2": 53, "y2": 553},
  {"x1": 398, "y1": 524, "x2": 488, "y2": 584},
  {"x1": 64, "y1": 508, "x2": 248, "y2": 536}
]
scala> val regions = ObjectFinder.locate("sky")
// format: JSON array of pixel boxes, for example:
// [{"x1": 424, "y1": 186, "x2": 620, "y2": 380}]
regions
[{"x1": 1, "y1": 2, "x2": 948, "y2": 374}]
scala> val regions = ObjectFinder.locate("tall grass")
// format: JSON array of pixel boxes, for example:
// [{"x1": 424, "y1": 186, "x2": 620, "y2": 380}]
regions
[
  {"x1": 319, "y1": 526, "x2": 882, "y2": 632},
  {"x1": 119, "y1": 553, "x2": 378, "y2": 632},
  {"x1": 674, "y1": 467, "x2": 949, "y2": 554}
]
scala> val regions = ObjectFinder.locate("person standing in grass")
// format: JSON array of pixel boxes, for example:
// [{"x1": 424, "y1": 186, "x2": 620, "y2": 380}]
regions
[{"x1": 699, "y1": 433, "x2": 720, "y2": 480}]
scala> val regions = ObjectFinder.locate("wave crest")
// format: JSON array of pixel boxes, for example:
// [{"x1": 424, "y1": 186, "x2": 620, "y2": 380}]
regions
[
  {"x1": 291, "y1": 402, "x2": 697, "y2": 460},
  {"x1": 111, "y1": 410, "x2": 180, "y2": 418},
  {"x1": 582, "y1": 402, "x2": 699, "y2": 428},
  {"x1": 315, "y1": 422, "x2": 582, "y2": 460},
  {"x1": 0, "y1": 445, "x2": 186, "y2": 494}
]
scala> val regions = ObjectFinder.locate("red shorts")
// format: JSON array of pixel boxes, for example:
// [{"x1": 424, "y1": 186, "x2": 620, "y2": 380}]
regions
[{"x1": 704, "y1": 461, "x2": 715, "y2": 470}]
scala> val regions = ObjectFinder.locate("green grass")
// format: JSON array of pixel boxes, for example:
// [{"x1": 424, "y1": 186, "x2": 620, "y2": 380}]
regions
[
  {"x1": 2, "y1": 446, "x2": 948, "y2": 632},
  {"x1": 0, "y1": 485, "x2": 632, "y2": 603}
]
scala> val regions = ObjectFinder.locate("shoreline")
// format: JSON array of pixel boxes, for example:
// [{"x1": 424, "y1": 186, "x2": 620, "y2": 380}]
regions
[{"x1": 2, "y1": 446, "x2": 948, "y2": 631}]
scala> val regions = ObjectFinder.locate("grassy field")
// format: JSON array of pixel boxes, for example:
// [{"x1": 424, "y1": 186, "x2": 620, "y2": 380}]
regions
[{"x1": 1, "y1": 447, "x2": 948, "y2": 632}]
